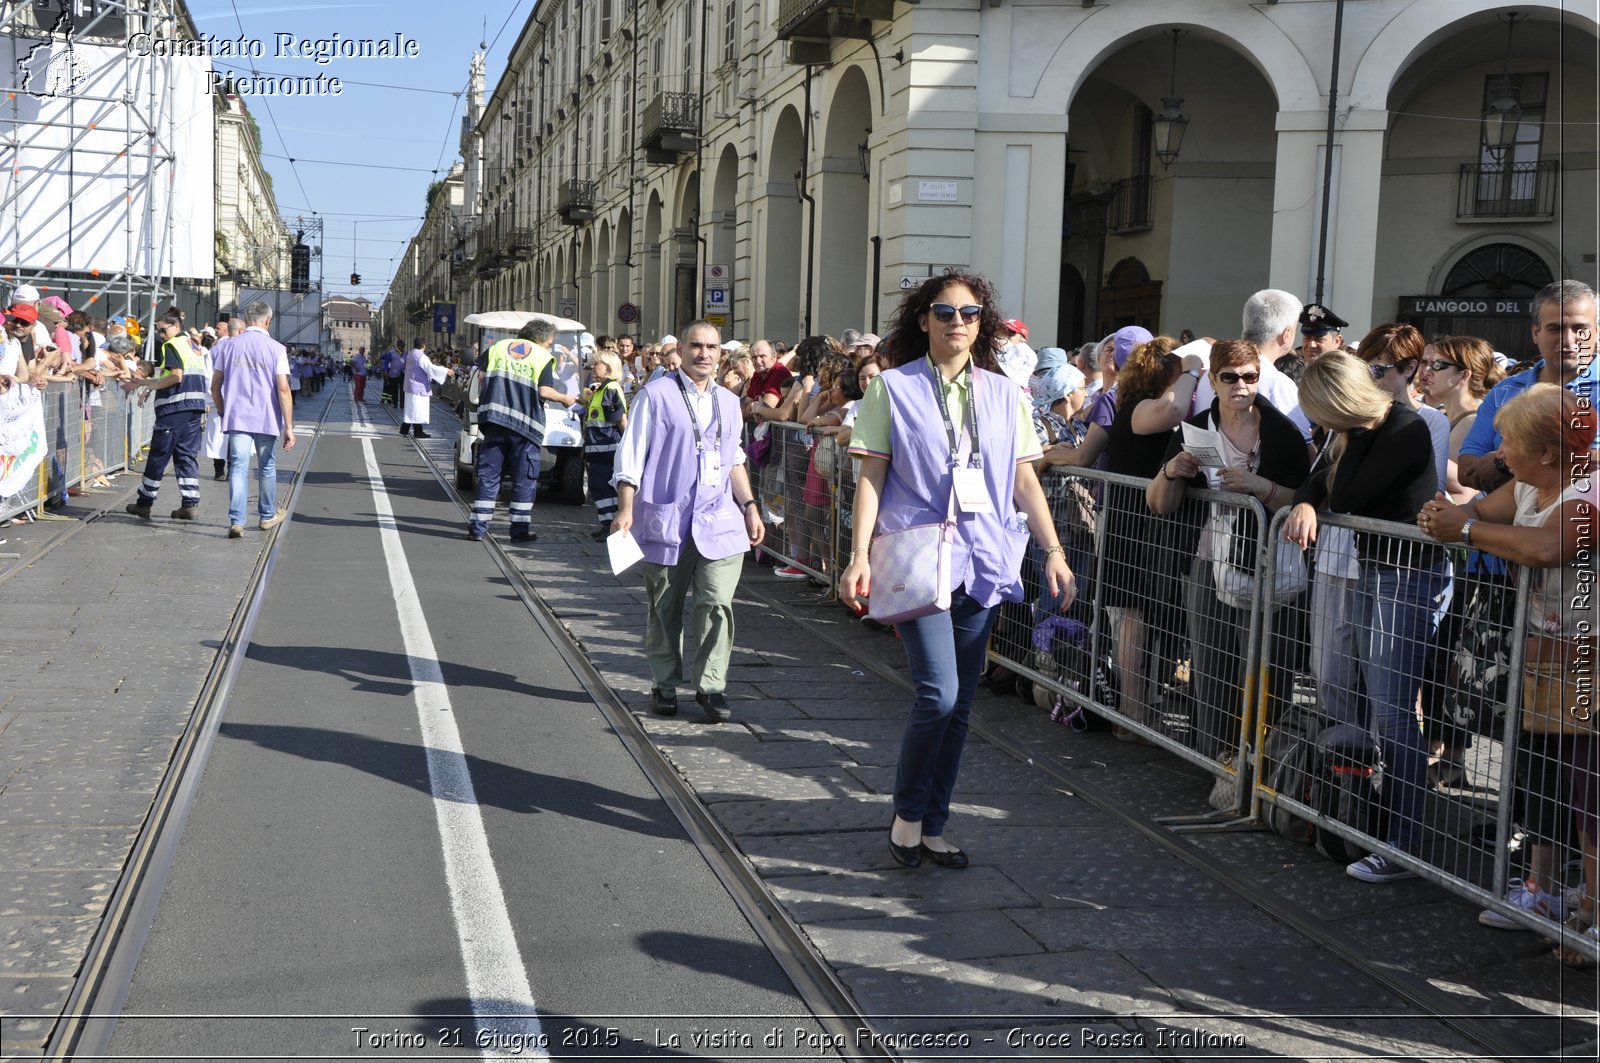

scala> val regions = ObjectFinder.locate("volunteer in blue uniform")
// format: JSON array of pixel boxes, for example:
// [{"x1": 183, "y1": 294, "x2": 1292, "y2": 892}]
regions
[
  {"x1": 468, "y1": 318, "x2": 580, "y2": 542},
  {"x1": 123, "y1": 312, "x2": 208, "y2": 520}
]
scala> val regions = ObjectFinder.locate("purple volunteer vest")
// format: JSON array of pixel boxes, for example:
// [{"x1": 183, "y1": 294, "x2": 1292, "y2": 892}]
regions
[
  {"x1": 404, "y1": 350, "x2": 433, "y2": 395},
  {"x1": 633, "y1": 373, "x2": 748, "y2": 566},
  {"x1": 876, "y1": 361, "x2": 1028, "y2": 608}
]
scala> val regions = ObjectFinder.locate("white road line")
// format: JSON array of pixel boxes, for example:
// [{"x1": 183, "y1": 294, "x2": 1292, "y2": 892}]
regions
[{"x1": 360, "y1": 437, "x2": 546, "y2": 1061}]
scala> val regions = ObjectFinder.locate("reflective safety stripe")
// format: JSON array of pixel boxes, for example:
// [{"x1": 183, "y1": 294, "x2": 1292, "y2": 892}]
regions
[
  {"x1": 508, "y1": 502, "x2": 533, "y2": 512},
  {"x1": 141, "y1": 477, "x2": 163, "y2": 490},
  {"x1": 585, "y1": 442, "x2": 618, "y2": 454},
  {"x1": 477, "y1": 400, "x2": 545, "y2": 438}
]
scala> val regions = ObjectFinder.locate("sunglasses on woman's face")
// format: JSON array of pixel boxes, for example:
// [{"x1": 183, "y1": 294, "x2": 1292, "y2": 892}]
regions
[
  {"x1": 1368, "y1": 362, "x2": 1398, "y2": 378},
  {"x1": 929, "y1": 303, "x2": 983, "y2": 324},
  {"x1": 1427, "y1": 359, "x2": 1464, "y2": 373},
  {"x1": 1216, "y1": 370, "x2": 1259, "y2": 385}
]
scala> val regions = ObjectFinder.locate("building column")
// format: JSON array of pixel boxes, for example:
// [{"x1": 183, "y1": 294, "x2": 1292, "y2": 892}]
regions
[{"x1": 1269, "y1": 108, "x2": 1388, "y2": 335}]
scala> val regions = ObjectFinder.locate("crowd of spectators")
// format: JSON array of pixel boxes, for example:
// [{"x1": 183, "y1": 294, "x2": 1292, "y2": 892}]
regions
[{"x1": 575, "y1": 279, "x2": 1594, "y2": 961}]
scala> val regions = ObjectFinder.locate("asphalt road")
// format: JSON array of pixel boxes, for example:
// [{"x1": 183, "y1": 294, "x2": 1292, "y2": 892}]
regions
[{"x1": 107, "y1": 393, "x2": 825, "y2": 1060}]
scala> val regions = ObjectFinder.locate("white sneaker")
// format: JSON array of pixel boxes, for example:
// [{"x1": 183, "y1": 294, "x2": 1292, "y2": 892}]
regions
[
  {"x1": 773, "y1": 565, "x2": 808, "y2": 580},
  {"x1": 1479, "y1": 880, "x2": 1567, "y2": 929}
]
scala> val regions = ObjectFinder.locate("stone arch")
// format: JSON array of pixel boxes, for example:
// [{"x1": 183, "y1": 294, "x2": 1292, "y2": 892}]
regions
[
  {"x1": 819, "y1": 60, "x2": 880, "y2": 123},
  {"x1": 578, "y1": 228, "x2": 595, "y2": 326},
  {"x1": 711, "y1": 143, "x2": 739, "y2": 330},
  {"x1": 1029, "y1": 11, "x2": 1314, "y2": 113},
  {"x1": 613, "y1": 208, "x2": 634, "y2": 328},
  {"x1": 643, "y1": 190, "x2": 664, "y2": 339},
  {"x1": 674, "y1": 171, "x2": 700, "y2": 332},
  {"x1": 1428, "y1": 233, "x2": 1563, "y2": 295},
  {"x1": 818, "y1": 64, "x2": 872, "y2": 338},
  {"x1": 1350, "y1": 0, "x2": 1597, "y2": 110},
  {"x1": 595, "y1": 220, "x2": 612, "y2": 335},
  {"x1": 761, "y1": 104, "x2": 805, "y2": 344}
]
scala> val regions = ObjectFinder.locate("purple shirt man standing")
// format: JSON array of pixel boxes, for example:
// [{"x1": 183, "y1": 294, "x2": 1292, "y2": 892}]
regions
[{"x1": 211, "y1": 301, "x2": 294, "y2": 538}]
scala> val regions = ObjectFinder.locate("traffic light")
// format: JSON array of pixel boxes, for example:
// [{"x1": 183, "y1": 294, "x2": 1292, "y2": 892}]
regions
[{"x1": 350, "y1": 272, "x2": 361, "y2": 286}]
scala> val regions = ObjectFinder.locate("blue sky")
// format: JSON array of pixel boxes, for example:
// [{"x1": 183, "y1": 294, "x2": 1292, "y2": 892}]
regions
[{"x1": 192, "y1": 1, "x2": 533, "y2": 305}]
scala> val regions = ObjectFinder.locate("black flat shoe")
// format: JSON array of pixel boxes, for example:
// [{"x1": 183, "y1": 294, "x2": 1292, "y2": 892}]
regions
[
  {"x1": 695, "y1": 691, "x2": 730, "y2": 723},
  {"x1": 650, "y1": 688, "x2": 678, "y2": 716},
  {"x1": 889, "y1": 837, "x2": 923, "y2": 868},
  {"x1": 919, "y1": 842, "x2": 969, "y2": 869}
]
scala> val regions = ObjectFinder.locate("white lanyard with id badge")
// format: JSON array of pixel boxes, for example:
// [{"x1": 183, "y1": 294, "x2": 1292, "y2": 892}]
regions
[
  {"x1": 928, "y1": 357, "x2": 993, "y2": 515},
  {"x1": 675, "y1": 371, "x2": 725, "y2": 488}
]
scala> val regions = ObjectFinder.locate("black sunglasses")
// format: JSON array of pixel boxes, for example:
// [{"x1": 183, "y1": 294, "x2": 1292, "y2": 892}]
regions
[
  {"x1": 1427, "y1": 359, "x2": 1464, "y2": 372},
  {"x1": 929, "y1": 303, "x2": 983, "y2": 324},
  {"x1": 1369, "y1": 362, "x2": 1399, "y2": 378},
  {"x1": 1217, "y1": 370, "x2": 1260, "y2": 385}
]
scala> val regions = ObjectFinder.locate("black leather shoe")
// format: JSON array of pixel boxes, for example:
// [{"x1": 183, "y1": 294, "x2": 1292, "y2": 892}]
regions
[
  {"x1": 919, "y1": 842, "x2": 969, "y2": 869},
  {"x1": 509, "y1": 531, "x2": 537, "y2": 543},
  {"x1": 695, "y1": 691, "x2": 730, "y2": 723},
  {"x1": 413, "y1": 430, "x2": 432, "y2": 439},
  {"x1": 889, "y1": 837, "x2": 923, "y2": 868},
  {"x1": 888, "y1": 814, "x2": 922, "y2": 868},
  {"x1": 650, "y1": 688, "x2": 678, "y2": 716}
]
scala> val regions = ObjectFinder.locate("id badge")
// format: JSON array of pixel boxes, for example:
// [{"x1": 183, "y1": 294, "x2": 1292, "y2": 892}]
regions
[
  {"x1": 952, "y1": 466, "x2": 993, "y2": 514},
  {"x1": 699, "y1": 449, "x2": 723, "y2": 487}
]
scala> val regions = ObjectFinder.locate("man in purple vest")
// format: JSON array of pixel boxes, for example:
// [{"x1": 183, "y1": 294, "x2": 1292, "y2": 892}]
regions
[{"x1": 611, "y1": 320, "x2": 765, "y2": 722}]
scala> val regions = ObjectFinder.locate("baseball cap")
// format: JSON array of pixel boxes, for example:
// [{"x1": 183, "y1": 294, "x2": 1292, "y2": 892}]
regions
[
  {"x1": 1003, "y1": 319, "x2": 1029, "y2": 341},
  {"x1": 1111, "y1": 325, "x2": 1154, "y2": 369},
  {"x1": 858, "y1": 333, "x2": 881, "y2": 349},
  {"x1": 720, "y1": 340, "x2": 741, "y2": 352},
  {"x1": 840, "y1": 328, "x2": 864, "y2": 349},
  {"x1": 1034, "y1": 346, "x2": 1068, "y2": 373},
  {"x1": 660, "y1": 334, "x2": 677, "y2": 347},
  {"x1": 12, "y1": 284, "x2": 40, "y2": 304},
  {"x1": 994, "y1": 340, "x2": 1038, "y2": 391},
  {"x1": 5, "y1": 303, "x2": 39, "y2": 324}
]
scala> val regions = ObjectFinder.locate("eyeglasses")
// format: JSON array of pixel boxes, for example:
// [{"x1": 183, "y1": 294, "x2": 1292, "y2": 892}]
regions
[
  {"x1": 1368, "y1": 362, "x2": 1398, "y2": 378},
  {"x1": 1216, "y1": 370, "x2": 1260, "y2": 385},
  {"x1": 1427, "y1": 359, "x2": 1464, "y2": 372},
  {"x1": 929, "y1": 303, "x2": 983, "y2": 324}
]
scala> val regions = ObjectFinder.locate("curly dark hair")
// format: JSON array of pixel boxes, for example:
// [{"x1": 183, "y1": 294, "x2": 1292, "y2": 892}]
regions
[
  {"x1": 884, "y1": 270, "x2": 1004, "y2": 373},
  {"x1": 792, "y1": 334, "x2": 843, "y2": 378}
]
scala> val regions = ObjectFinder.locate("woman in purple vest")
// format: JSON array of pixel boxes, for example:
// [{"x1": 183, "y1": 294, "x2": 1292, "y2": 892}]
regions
[{"x1": 841, "y1": 272, "x2": 1076, "y2": 869}]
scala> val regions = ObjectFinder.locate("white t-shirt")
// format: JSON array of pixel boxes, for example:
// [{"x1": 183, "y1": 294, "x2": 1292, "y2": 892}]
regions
[
  {"x1": 1517, "y1": 478, "x2": 1599, "y2": 640},
  {"x1": 0, "y1": 337, "x2": 20, "y2": 378}
]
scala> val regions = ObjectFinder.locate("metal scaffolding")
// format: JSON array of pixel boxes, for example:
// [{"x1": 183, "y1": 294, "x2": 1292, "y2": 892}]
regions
[{"x1": 0, "y1": 0, "x2": 202, "y2": 331}]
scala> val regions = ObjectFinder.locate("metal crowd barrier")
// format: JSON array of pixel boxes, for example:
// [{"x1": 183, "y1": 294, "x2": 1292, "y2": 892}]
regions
[
  {"x1": 749, "y1": 421, "x2": 837, "y2": 586},
  {"x1": 754, "y1": 419, "x2": 1594, "y2": 960},
  {"x1": 1, "y1": 380, "x2": 152, "y2": 524}
]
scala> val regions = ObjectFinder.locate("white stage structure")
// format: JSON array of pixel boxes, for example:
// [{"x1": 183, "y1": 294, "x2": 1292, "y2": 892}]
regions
[{"x1": 0, "y1": 0, "x2": 214, "y2": 325}]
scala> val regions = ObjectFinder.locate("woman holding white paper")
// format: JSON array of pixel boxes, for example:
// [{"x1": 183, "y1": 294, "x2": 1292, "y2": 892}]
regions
[{"x1": 1146, "y1": 339, "x2": 1310, "y2": 761}]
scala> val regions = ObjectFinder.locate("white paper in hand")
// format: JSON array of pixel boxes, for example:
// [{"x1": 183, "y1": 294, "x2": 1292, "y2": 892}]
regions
[
  {"x1": 1181, "y1": 420, "x2": 1229, "y2": 467},
  {"x1": 607, "y1": 529, "x2": 645, "y2": 574}
]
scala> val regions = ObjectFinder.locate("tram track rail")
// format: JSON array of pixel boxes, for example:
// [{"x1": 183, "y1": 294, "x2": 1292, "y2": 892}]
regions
[
  {"x1": 381, "y1": 402, "x2": 898, "y2": 1063},
  {"x1": 743, "y1": 586, "x2": 1543, "y2": 1063},
  {"x1": 43, "y1": 390, "x2": 339, "y2": 1061}
]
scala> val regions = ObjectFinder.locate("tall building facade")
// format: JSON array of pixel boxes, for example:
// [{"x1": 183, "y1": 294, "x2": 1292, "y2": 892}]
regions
[{"x1": 393, "y1": 0, "x2": 1597, "y2": 356}]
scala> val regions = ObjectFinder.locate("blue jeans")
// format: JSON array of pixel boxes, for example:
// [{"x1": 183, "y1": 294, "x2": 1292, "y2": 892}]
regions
[
  {"x1": 1353, "y1": 559, "x2": 1450, "y2": 851},
  {"x1": 894, "y1": 588, "x2": 997, "y2": 838},
  {"x1": 227, "y1": 431, "x2": 278, "y2": 527}
]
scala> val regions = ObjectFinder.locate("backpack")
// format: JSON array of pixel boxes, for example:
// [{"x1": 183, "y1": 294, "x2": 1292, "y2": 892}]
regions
[
  {"x1": 1264, "y1": 710, "x2": 1319, "y2": 846},
  {"x1": 1310, "y1": 723, "x2": 1388, "y2": 863}
]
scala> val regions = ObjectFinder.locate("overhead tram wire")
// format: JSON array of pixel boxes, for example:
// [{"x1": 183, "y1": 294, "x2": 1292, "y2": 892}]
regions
[{"x1": 227, "y1": 0, "x2": 313, "y2": 213}]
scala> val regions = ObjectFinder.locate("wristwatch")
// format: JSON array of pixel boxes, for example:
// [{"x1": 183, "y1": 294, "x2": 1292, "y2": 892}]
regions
[
  {"x1": 1184, "y1": 368, "x2": 1203, "y2": 380},
  {"x1": 739, "y1": 499, "x2": 759, "y2": 512},
  {"x1": 1460, "y1": 518, "x2": 1476, "y2": 546}
]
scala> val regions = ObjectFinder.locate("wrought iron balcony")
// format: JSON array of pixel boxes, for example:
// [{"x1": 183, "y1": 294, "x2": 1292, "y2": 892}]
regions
[
  {"x1": 775, "y1": 0, "x2": 893, "y2": 62},
  {"x1": 1457, "y1": 160, "x2": 1558, "y2": 221},
  {"x1": 642, "y1": 91, "x2": 700, "y2": 163},
  {"x1": 473, "y1": 248, "x2": 503, "y2": 277},
  {"x1": 1105, "y1": 175, "x2": 1153, "y2": 234},
  {"x1": 507, "y1": 228, "x2": 535, "y2": 260},
  {"x1": 558, "y1": 179, "x2": 598, "y2": 225}
]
